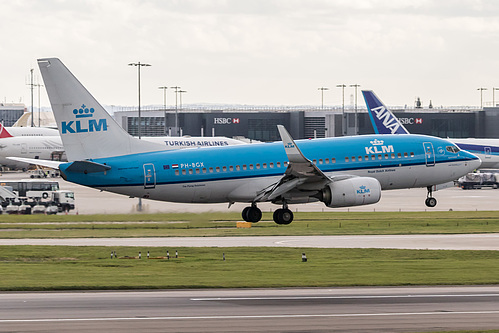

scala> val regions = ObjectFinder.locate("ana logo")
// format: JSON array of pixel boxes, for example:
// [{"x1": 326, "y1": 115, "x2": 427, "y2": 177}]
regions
[
  {"x1": 61, "y1": 104, "x2": 108, "y2": 134},
  {"x1": 357, "y1": 185, "x2": 370, "y2": 194},
  {"x1": 372, "y1": 106, "x2": 402, "y2": 134},
  {"x1": 365, "y1": 138, "x2": 394, "y2": 154}
]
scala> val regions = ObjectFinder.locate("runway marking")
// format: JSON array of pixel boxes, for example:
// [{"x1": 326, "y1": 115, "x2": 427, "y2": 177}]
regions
[
  {"x1": 191, "y1": 293, "x2": 499, "y2": 301},
  {"x1": 1, "y1": 311, "x2": 499, "y2": 323}
]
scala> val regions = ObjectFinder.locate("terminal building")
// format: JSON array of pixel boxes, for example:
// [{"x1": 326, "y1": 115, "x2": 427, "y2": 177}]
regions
[
  {"x1": 113, "y1": 105, "x2": 499, "y2": 141},
  {"x1": 0, "y1": 103, "x2": 27, "y2": 126}
]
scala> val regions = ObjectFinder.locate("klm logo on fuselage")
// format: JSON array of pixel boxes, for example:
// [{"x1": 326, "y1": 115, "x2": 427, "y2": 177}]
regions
[
  {"x1": 365, "y1": 139, "x2": 394, "y2": 154},
  {"x1": 372, "y1": 106, "x2": 401, "y2": 134},
  {"x1": 61, "y1": 105, "x2": 108, "y2": 134}
]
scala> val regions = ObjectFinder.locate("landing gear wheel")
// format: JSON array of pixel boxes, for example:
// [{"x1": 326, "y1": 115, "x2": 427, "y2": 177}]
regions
[
  {"x1": 425, "y1": 186, "x2": 437, "y2": 207},
  {"x1": 425, "y1": 197, "x2": 437, "y2": 207},
  {"x1": 273, "y1": 208, "x2": 294, "y2": 225},
  {"x1": 242, "y1": 206, "x2": 262, "y2": 223}
]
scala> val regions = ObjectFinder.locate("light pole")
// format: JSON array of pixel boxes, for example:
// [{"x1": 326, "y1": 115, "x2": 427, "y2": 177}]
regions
[
  {"x1": 29, "y1": 69, "x2": 34, "y2": 127},
  {"x1": 318, "y1": 87, "x2": 329, "y2": 109},
  {"x1": 477, "y1": 87, "x2": 487, "y2": 109},
  {"x1": 337, "y1": 84, "x2": 346, "y2": 135},
  {"x1": 35, "y1": 83, "x2": 44, "y2": 126},
  {"x1": 158, "y1": 86, "x2": 168, "y2": 135},
  {"x1": 178, "y1": 90, "x2": 187, "y2": 109},
  {"x1": 170, "y1": 86, "x2": 180, "y2": 136},
  {"x1": 128, "y1": 62, "x2": 151, "y2": 139},
  {"x1": 493, "y1": 87, "x2": 499, "y2": 107},
  {"x1": 350, "y1": 84, "x2": 360, "y2": 135}
]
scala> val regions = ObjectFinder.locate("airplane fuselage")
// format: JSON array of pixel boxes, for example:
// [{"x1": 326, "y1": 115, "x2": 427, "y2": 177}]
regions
[{"x1": 59, "y1": 134, "x2": 480, "y2": 205}]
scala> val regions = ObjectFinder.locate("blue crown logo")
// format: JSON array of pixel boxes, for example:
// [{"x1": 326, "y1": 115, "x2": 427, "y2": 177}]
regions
[{"x1": 73, "y1": 104, "x2": 95, "y2": 118}]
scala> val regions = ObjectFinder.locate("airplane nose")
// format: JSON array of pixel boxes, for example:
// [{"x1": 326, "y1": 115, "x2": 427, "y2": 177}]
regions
[{"x1": 466, "y1": 153, "x2": 481, "y2": 171}]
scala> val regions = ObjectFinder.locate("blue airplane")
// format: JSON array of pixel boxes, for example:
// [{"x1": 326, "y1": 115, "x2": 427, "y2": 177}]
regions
[
  {"x1": 363, "y1": 90, "x2": 499, "y2": 169},
  {"x1": 11, "y1": 59, "x2": 480, "y2": 223}
]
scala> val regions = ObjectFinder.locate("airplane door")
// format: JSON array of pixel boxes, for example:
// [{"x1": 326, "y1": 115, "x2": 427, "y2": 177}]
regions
[
  {"x1": 485, "y1": 147, "x2": 492, "y2": 159},
  {"x1": 423, "y1": 142, "x2": 435, "y2": 167},
  {"x1": 143, "y1": 163, "x2": 156, "y2": 189}
]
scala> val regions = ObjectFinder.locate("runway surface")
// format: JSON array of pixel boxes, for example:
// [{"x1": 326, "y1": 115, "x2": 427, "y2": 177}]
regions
[
  {"x1": 1, "y1": 286, "x2": 498, "y2": 332},
  {"x1": 1, "y1": 233, "x2": 499, "y2": 250}
]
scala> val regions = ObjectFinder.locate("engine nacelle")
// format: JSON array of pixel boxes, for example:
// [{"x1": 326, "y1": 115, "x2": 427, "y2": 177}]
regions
[{"x1": 320, "y1": 177, "x2": 381, "y2": 208}]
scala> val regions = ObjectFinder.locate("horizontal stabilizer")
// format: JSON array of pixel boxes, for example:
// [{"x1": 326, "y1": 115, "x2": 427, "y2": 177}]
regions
[
  {"x1": 6, "y1": 157, "x2": 63, "y2": 169},
  {"x1": 64, "y1": 160, "x2": 111, "y2": 173}
]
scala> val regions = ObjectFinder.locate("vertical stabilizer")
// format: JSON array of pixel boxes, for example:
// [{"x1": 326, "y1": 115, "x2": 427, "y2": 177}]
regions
[
  {"x1": 0, "y1": 123, "x2": 13, "y2": 138},
  {"x1": 362, "y1": 90, "x2": 410, "y2": 135},
  {"x1": 38, "y1": 58, "x2": 164, "y2": 161}
]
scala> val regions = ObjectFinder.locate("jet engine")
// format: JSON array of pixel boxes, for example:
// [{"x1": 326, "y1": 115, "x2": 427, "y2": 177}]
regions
[{"x1": 319, "y1": 177, "x2": 381, "y2": 208}]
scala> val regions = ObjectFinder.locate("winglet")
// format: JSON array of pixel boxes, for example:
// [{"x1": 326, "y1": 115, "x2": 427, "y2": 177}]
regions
[
  {"x1": 277, "y1": 125, "x2": 309, "y2": 163},
  {"x1": 0, "y1": 123, "x2": 13, "y2": 138},
  {"x1": 362, "y1": 90, "x2": 410, "y2": 135}
]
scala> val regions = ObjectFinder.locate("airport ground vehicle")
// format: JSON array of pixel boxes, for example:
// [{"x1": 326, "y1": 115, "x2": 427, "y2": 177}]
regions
[
  {"x1": 0, "y1": 179, "x2": 75, "y2": 214},
  {"x1": 457, "y1": 172, "x2": 499, "y2": 190}
]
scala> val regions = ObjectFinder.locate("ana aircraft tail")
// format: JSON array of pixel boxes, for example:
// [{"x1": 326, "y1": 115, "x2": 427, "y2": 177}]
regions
[
  {"x1": 0, "y1": 123, "x2": 13, "y2": 138},
  {"x1": 362, "y1": 90, "x2": 410, "y2": 135},
  {"x1": 37, "y1": 58, "x2": 165, "y2": 161}
]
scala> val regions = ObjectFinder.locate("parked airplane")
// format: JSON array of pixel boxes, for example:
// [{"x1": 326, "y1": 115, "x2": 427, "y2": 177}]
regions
[
  {"x1": 363, "y1": 90, "x2": 499, "y2": 169},
  {"x1": 0, "y1": 123, "x2": 59, "y2": 137},
  {"x1": 10, "y1": 58, "x2": 480, "y2": 223}
]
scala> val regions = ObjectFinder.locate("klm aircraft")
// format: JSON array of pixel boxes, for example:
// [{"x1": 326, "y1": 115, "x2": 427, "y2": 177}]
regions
[
  {"x1": 12, "y1": 58, "x2": 480, "y2": 224},
  {"x1": 363, "y1": 90, "x2": 499, "y2": 169}
]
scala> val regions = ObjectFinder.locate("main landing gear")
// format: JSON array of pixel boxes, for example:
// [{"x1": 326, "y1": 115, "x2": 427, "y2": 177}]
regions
[
  {"x1": 425, "y1": 185, "x2": 437, "y2": 207},
  {"x1": 241, "y1": 203, "x2": 294, "y2": 225}
]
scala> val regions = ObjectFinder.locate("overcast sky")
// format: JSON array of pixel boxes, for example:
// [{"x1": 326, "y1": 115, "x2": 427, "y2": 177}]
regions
[{"x1": 2, "y1": 0, "x2": 499, "y2": 109}]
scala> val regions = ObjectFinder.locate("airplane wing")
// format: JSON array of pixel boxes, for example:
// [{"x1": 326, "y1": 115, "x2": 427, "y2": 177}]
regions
[
  {"x1": 6, "y1": 157, "x2": 63, "y2": 169},
  {"x1": 256, "y1": 125, "x2": 352, "y2": 202}
]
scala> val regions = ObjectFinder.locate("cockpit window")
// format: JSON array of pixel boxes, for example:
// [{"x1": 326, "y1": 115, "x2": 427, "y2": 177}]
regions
[{"x1": 446, "y1": 146, "x2": 460, "y2": 153}]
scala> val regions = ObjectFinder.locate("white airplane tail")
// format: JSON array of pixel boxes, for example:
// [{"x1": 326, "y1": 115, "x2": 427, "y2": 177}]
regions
[{"x1": 38, "y1": 58, "x2": 165, "y2": 161}]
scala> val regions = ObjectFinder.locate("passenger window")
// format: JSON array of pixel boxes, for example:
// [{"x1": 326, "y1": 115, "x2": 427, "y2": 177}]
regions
[
  {"x1": 352, "y1": 156, "x2": 356, "y2": 162},
  {"x1": 182, "y1": 169, "x2": 186, "y2": 175},
  {"x1": 195, "y1": 168, "x2": 200, "y2": 174},
  {"x1": 263, "y1": 163, "x2": 267, "y2": 169},
  {"x1": 249, "y1": 164, "x2": 254, "y2": 170},
  {"x1": 345, "y1": 157, "x2": 349, "y2": 162},
  {"x1": 358, "y1": 156, "x2": 362, "y2": 161},
  {"x1": 397, "y1": 153, "x2": 402, "y2": 158},
  {"x1": 410, "y1": 152, "x2": 415, "y2": 157},
  {"x1": 391, "y1": 153, "x2": 395, "y2": 159},
  {"x1": 229, "y1": 166, "x2": 233, "y2": 171},
  {"x1": 209, "y1": 167, "x2": 214, "y2": 173},
  {"x1": 371, "y1": 155, "x2": 375, "y2": 160},
  {"x1": 313, "y1": 159, "x2": 317, "y2": 165},
  {"x1": 325, "y1": 158, "x2": 329, "y2": 164},
  {"x1": 236, "y1": 165, "x2": 240, "y2": 171},
  {"x1": 189, "y1": 169, "x2": 193, "y2": 175},
  {"x1": 175, "y1": 170, "x2": 179, "y2": 176},
  {"x1": 223, "y1": 166, "x2": 227, "y2": 172},
  {"x1": 269, "y1": 163, "x2": 274, "y2": 168},
  {"x1": 364, "y1": 156, "x2": 369, "y2": 161},
  {"x1": 276, "y1": 162, "x2": 281, "y2": 168},
  {"x1": 331, "y1": 158, "x2": 336, "y2": 163},
  {"x1": 404, "y1": 152, "x2": 408, "y2": 158},
  {"x1": 284, "y1": 161, "x2": 289, "y2": 167},
  {"x1": 216, "y1": 167, "x2": 220, "y2": 172},
  {"x1": 256, "y1": 164, "x2": 261, "y2": 169},
  {"x1": 384, "y1": 154, "x2": 388, "y2": 159},
  {"x1": 378, "y1": 155, "x2": 382, "y2": 160},
  {"x1": 319, "y1": 159, "x2": 323, "y2": 164},
  {"x1": 243, "y1": 165, "x2": 247, "y2": 170}
]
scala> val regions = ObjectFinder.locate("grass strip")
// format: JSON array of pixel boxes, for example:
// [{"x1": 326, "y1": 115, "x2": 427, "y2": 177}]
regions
[
  {"x1": 1, "y1": 211, "x2": 499, "y2": 238},
  {"x1": 1, "y1": 246, "x2": 499, "y2": 291}
]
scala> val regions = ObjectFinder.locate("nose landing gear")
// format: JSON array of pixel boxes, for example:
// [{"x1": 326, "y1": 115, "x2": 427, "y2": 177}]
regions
[{"x1": 425, "y1": 186, "x2": 437, "y2": 207}]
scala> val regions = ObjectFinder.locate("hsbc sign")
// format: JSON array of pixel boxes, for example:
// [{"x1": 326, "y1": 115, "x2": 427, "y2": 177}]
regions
[
  {"x1": 399, "y1": 117, "x2": 423, "y2": 125},
  {"x1": 214, "y1": 118, "x2": 240, "y2": 125}
]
